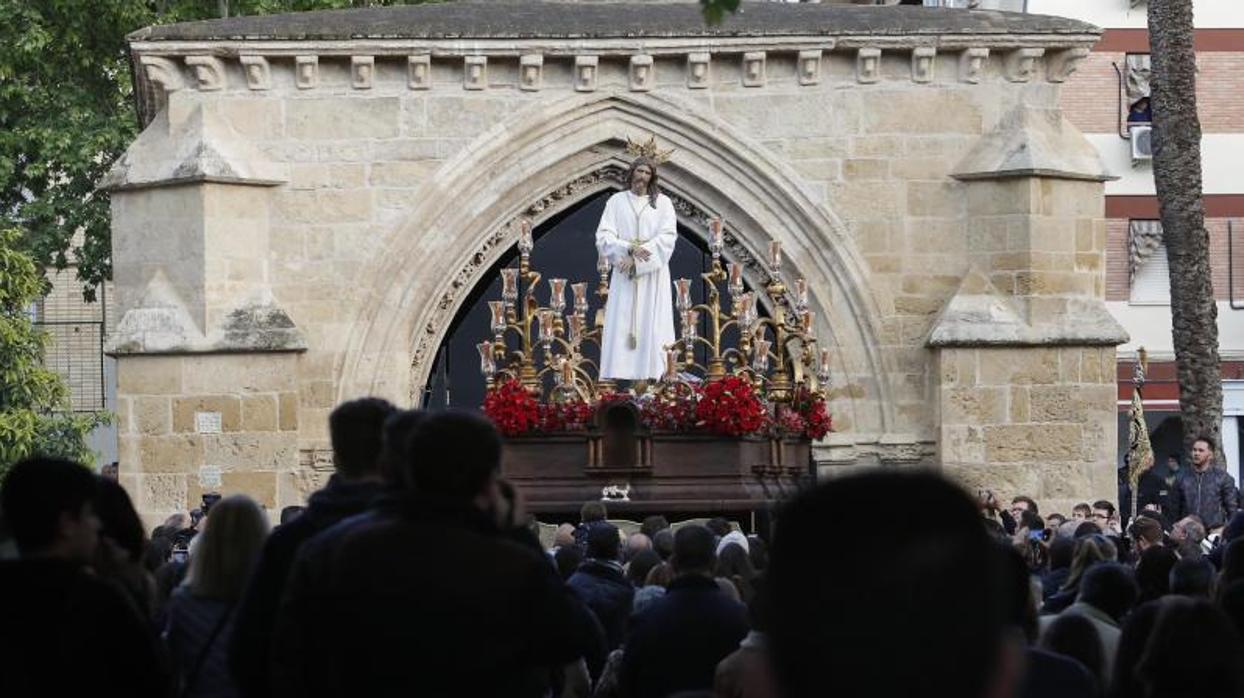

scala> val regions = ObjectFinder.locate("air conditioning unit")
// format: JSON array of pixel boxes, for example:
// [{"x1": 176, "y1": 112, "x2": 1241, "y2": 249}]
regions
[{"x1": 1130, "y1": 124, "x2": 1153, "y2": 163}]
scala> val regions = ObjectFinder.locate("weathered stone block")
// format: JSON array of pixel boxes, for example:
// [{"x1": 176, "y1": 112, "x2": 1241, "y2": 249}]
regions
[
  {"x1": 984, "y1": 424, "x2": 1082, "y2": 462},
  {"x1": 241, "y1": 394, "x2": 279, "y2": 432},
  {"x1": 942, "y1": 387, "x2": 1007, "y2": 425},
  {"x1": 979, "y1": 348, "x2": 1060, "y2": 385},
  {"x1": 172, "y1": 396, "x2": 242, "y2": 433},
  {"x1": 134, "y1": 396, "x2": 172, "y2": 435},
  {"x1": 141, "y1": 473, "x2": 189, "y2": 513},
  {"x1": 286, "y1": 98, "x2": 400, "y2": 139},
  {"x1": 138, "y1": 433, "x2": 204, "y2": 473},
  {"x1": 202, "y1": 432, "x2": 299, "y2": 470},
  {"x1": 278, "y1": 392, "x2": 300, "y2": 431},
  {"x1": 118, "y1": 357, "x2": 183, "y2": 395}
]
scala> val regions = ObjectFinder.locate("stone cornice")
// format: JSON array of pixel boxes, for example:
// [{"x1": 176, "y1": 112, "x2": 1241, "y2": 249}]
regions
[
  {"x1": 127, "y1": 3, "x2": 1100, "y2": 43},
  {"x1": 129, "y1": 32, "x2": 1099, "y2": 58}
]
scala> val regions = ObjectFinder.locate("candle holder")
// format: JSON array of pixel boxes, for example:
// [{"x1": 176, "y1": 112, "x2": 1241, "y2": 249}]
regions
[{"x1": 480, "y1": 217, "x2": 828, "y2": 408}]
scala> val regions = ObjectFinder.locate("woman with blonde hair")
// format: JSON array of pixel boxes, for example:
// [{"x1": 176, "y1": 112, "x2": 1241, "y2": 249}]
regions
[{"x1": 163, "y1": 495, "x2": 269, "y2": 698}]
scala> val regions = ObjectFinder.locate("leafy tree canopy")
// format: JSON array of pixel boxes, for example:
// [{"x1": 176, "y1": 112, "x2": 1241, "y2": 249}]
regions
[
  {"x1": 0, "y1": 227, "x2": 107, "y2": 480},
  {"x1": 0, "y1": 1, "x2": 430, "y2": 303}
]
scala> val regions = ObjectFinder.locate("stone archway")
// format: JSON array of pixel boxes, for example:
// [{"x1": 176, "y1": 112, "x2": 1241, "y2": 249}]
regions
[{"x1": 336, "y1": 91, "x2": 897, "y2": 438}]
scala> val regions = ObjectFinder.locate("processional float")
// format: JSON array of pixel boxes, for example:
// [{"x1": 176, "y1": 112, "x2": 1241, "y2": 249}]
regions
[{"x1": 475, "y1": 140, "x2": 831, "y2": 516}]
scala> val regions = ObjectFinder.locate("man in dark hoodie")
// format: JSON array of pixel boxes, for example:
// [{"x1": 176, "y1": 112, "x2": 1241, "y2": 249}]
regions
[
  {"x1": 568, "y1": 521, "x2": 634, "y2": 652},
  {"x1": 272, "y1": 410, "x2": 604, "y2": 697},
  {"x1": 229, "y1": 397, "x2": 398, "y2": 697}
]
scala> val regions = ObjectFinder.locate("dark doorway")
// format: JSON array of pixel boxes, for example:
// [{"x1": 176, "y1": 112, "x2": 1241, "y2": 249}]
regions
[{"x1": 421, "y1": 190, "x2": 765, "y2": 409}]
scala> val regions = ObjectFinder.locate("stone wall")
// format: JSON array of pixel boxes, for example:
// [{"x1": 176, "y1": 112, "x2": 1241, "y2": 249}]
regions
[{"x1": 106, "y1": 3, "x2": 1124, "y2": 523}]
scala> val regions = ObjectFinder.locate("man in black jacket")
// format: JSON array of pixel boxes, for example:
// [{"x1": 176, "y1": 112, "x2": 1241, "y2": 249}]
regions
[
  {"x1": 568, "y1": 522, "x2": 634, "y2": 653},
  {"x1": 272, "y1": 410, "x2": 603, "y2": 697},
  {"x1": 618, "y1": 525, "x2": 748, "y2": 698},
  {"x1": 229, "y1": 397, "x2": 398, "y2": 697},
  {"x1": 0, "y1": 458, "x2": 169, "y2": 698},
  {"x1": 1169, "y1": 435, "x2": 1239, "y2": 530}
]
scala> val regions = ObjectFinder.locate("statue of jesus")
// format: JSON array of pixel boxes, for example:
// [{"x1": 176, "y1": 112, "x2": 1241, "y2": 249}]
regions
[{"x1": 596, "y1": 155, "x2": 677, "y2": 381}]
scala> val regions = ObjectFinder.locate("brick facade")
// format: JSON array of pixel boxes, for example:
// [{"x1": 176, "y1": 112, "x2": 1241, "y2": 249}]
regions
[
  {"x1": 1105, "y1": 217, "x2": 1244, "y2": 302},
  {"x1": 1060, "y1": 50, "x2": 1244, "y2": 135}
]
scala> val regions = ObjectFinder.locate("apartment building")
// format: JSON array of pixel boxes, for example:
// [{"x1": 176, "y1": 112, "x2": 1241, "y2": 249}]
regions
[{"x1": 1027, "y1": 0, "x2": 1244, "y2": 480}]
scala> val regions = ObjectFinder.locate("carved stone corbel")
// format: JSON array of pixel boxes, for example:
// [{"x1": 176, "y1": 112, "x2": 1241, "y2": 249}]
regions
[
  {"x1": 959, "y1": 48, "x2": 989, "y2": 84},
  {"x1": 742, "y1": 52, "x2": 766, "y2": 88},
  {"x1": 1005, "y1": 48, "x2": 1045, "y2": 83},
  {"x1": 464, "y1": 56, "x2": 488, "y2": 90},
  {"x1": 1046, "y1": 47, "x2": 1090, "y2": 83},
  {"x1": 351, "y1": 56, "x2": 375, "y2": 89},
  {"x1": 520, "y1": 54, "x2": 543, "y2": 92},
  {"x1": 239, "y1": 56, "x2": 270, "y2": 90},
  {"x1": 139, "y1": 56, "x2": 185, "y2": 92},
  {"x1": 630, "y1": 55, "x2": 654, "y2": 92},
  {"x1": 575, "y1": 56, "x2": 599, "y2": 92},
  {"x1": 912, "y1": 47, "x2": 936, "y2": 84},
  {"x1": 856, "y1": 48, "x2": 881, "y2": 84},
  {"x1": 408, "y1": 54, "x2": 431, "y2": 90},
  {"x1": 687, "y1": 53, "x2": 710, "y2": 89},
  {"x1": 295, "y1": 55, "x2": 318, "y2": 90},
  {"x1": 184, "y1": 56, "x2": 227, "y2": 91},
  {"x1": 797, "y1": 50, "x2": 822, "y2": 86}
]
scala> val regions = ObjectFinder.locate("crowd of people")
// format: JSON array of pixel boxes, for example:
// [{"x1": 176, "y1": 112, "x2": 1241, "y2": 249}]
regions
[{"x1": 2, "y1": 398, "x2": 1243, "y2": 697}]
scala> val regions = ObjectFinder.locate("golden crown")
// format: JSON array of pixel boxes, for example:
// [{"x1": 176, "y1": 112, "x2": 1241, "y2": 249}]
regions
[{"x1": 625, "y1": 135, "x2": 675, "y2": 164}]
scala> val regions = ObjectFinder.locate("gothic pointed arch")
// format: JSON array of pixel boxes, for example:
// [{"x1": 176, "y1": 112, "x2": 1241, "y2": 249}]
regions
[{"x1": 337, "y1": 91, "x2": 895, "y2": 436}]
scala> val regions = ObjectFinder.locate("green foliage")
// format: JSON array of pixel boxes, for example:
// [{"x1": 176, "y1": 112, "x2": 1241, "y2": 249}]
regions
[
  {"x1": 0, "y1": 228, "x2": 108, "y2": 481},
  {"x1": 0, "y1": 0, "x2": 432, "y2": 303},
  {"x1": 700, "y1": 0, "x2": 741, "y2": 26}
]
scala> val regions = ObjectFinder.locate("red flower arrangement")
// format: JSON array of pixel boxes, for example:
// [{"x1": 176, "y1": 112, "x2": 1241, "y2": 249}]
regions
[
  {"x1": 789, "y1": 385, "x2": 832, "y2": 440},
  {"x1": 538, "y1": 399, "x2": 595, "y2": 432},
  {"x1": 641, "y1": 391, "x2": 697, "y2": 432},
  {"x1": 694, "y1": 375, "x2": 768, "y2": 437},
  {"x1": 482, "y1": 379, "x2": 540, "y2": 436}
]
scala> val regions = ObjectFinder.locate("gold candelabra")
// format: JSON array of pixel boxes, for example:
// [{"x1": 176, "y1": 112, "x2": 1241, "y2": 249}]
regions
[
  {"x1": 479, "y1": 217, "x2": 832, "y2": 404},
  {"x1": 662, "y1": 218, "x2": 830, "y2": 403},
  {"x1": 477, "y1": 220, "x2": 614, "y2": 402}
]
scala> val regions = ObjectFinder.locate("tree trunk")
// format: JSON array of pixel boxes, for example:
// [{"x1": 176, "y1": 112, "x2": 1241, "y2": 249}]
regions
[{"x1": 1148, "y1": 0, "x2": 1223, "y2": 459}]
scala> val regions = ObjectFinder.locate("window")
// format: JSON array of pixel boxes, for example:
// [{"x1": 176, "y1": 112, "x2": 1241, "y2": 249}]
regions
[{"x1": 1129, "y1": 220, "x2": 1168, "y2": 305}]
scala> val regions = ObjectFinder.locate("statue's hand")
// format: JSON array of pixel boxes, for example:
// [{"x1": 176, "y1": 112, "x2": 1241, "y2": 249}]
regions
[
  {"x1": 633, "y1": 247, "x2": 652, "y2": 262},
  {"x1": 618, "y1": 258, "x2": 635, "y2": 274}
]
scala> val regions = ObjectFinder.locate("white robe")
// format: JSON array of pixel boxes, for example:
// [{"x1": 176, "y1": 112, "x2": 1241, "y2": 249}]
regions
[{"x1": 595, "y1": 190, "x2": 678, "y2": 380}]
